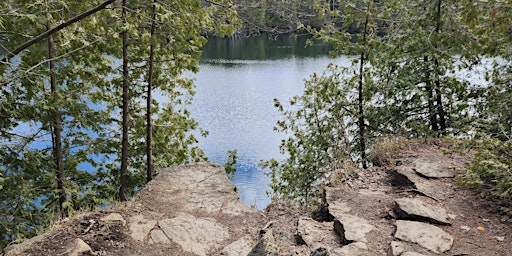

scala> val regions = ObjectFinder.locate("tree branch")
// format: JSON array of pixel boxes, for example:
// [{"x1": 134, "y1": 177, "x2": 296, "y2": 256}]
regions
[{"x1": 0, "y1": 0, "x2": 116, "y2": 64}]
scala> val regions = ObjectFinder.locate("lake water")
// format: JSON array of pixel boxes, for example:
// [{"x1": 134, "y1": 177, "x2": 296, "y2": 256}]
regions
[{"x1": 190, "y1": 36, "x2": 349, "y2": 209}]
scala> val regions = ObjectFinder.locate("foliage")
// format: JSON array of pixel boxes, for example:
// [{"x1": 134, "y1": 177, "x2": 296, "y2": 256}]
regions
[
  {"x1": 463, "y1": 136, "x2": 512, "y2": 199},
  {"x1": 224, "y1": 149, "x2": 238, "y2": 179},
  {"x1": 262, "y1": 65, "x2": 354, "y2": 207},
  {"x1": 0, "y1": 0, "x2": 239, "y2": 251}
]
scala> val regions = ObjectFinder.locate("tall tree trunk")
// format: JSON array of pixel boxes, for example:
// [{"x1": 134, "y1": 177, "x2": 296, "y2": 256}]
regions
[
  {"x1": 146, "y1": 1, "x2": 156, "y2": 183},
  {"x1": 47, "y1": 24, "x2": 67, "y2": 217},
  {"x1": 434, "y1": 0, "x2": 446, "y2": 131},
  {"x1": 358, "y1": 4, "x2": 370, "y2": 169},
  {"x1": 424, "y1": 56, "x2": 438, "y2": 131},
  {"x1": 119, "y1": 0, "x2": 129, "y2": 201}
]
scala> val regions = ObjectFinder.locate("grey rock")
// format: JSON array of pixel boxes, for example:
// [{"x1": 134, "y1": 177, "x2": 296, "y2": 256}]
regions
[
  {"x1": 333, "y1": 214, "x2": 374, "y2": 243},
  {"x1": 395, "y1": 197, "x2": 451, "y2": 225},
  {"x1": 297, "y1": 217, "x2": 336, "y2": 247},
  {"x1": 221, "y1": 235, "x2": 255, "y2": 256},
  {"x1": 331, "y1": 242, "x2": 368, "y2": 256},
  {"x1": 152, "y1": 163, "x2": 252, "y2": 216},
  {"x1": 412, "y1": 159, "x2": 455, "y2": 178},
  {"x1": 159, "y1": 212, "x2": 229, "y2": 256},
  {"x1": 402, "y1": 252, "x2": 428, "y2": 256},
  {"x1": 128, "y1": 215, "x2": 157, "y2": 242},
  {"x1": 150, "y1": 229, "x2": 171, "y2": 244},
  {"x1": 395, "y1": 220, "x2": 453, "y2": 254},
  {"x1": 390, "y1": 240, "x2": 405, "y2": 256},
  {"x1": 248, "y1": 229, "x2": 279, "y2": 256},
  {"x1": 67, "y1": 238, "x2": 93, "y2": 256},
  {"x1": 100, "y1": 212, "x2": 126, "y2": 226}
]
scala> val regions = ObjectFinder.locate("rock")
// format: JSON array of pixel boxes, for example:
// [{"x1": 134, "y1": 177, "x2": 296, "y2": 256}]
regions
[
  {"x1": 248, "y1": 229, "x2": 279, "y2": 256},
  {"x1": 331, "y1": 242, "x2": 368, "y2": 256},
  {"x1": 67, "y1": 238, "x2": 93, "y2": 256},
  {"x1": 390, "y1": 240, "x2": 405, "y2": 256},
  {"x1": 310, "y1": 247, "x2": 330, "y2": 256},
  {"x1": 402, "y1": 252, "x2": 427, "y2": 256},
  {"x1": 296, "y1": 217, "x2": 336, "y2": 247},
  {"x1": 159, "y1": 212, "x2": 229, "y2": 256},
  {"x1": 393, "y1": 167, "x2": 435, "y2": 197},
  {"x1": 412, "y1": 159, "x2": 455, "y2": 178},
  {"x1": 129, "y1": 215, "x2": 157, "y2": 242},
  {"x1": 100, "y1": 212, "x2": 126, "y2": 226},
  {"x1": 326, "y1": 187, "x2": 351, "y2": 214},
  {"x1": 153, "y1": 163, "x2": 251, "y2": 216},
  {"x1": 150, "y1": 229, "x2": 171, "y2": 244},
  {"x1": 394, "y1": 197, "x2": 451, "y2": 225},
  {"x1": 221, "y1": 235, "x2": 255, "y2": 256},
  {"x1": 333, "y1": 214, "x2": 374, "y2": 243},
  {"x1": 495, "y1": 236, "x2": 505, "y2": 242},
  {"x1": 460, "y1": 225, "x2": 471, "y2": 231},
  {"x1": 395, "y1": 220, "x2": 453, "y2": 254}
]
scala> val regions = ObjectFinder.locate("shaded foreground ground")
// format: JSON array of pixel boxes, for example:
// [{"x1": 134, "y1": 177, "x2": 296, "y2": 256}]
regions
[{"x1": 4, "y1": 141, "x2": 511, "y2": 255}]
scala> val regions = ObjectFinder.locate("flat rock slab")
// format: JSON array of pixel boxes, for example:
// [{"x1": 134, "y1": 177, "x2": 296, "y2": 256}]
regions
[
  {"x1": 333, "y1": 214, "x2": 374, "y2": 242},
  {"x1": 159, "y1": 212, "x2": 229, "y2": 256},
  {"x1": 412, "y1": 159, "x2": 455, "y2": 178},
  {"x1": 297, "y1": 217, "x2": 337, "y2": 247},
  {"x1": 395, "y1": 220, "x2": 453, "y2": 254},
  {"x1": 395, "y1": 198, "x2": 451, "y2": 225},
  {"x1": 394, "y1": 168, "x2": 435, "y2": 197}
]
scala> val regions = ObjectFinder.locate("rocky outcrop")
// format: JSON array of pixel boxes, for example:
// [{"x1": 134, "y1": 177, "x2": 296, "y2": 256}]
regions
[{"x1": 5, "y1": 148, "x2": 510, "y2": 256}]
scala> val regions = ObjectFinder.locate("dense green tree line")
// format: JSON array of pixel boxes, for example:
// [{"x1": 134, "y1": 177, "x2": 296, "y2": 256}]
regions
[
  {"x1": 265, "y1": 0, "x2": 512, "y2": 207},
  {"x1": 0, "y1": 0, "x2": 239, "y2": 251}
]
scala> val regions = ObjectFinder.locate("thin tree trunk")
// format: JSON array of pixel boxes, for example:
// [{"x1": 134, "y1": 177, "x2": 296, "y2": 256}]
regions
[
  {"x1": 358, "y1": 4, "x2": 370, "y2": 169},
  {"x1": 146, "y1": 1, "x2": 156, "y2": 183},
  {"x1": 119, "y1": 0, "x2": 129, "y2": 201},
  {"x1": 424, "y1": 56, "x2": 438, "y2": 131},
  {"x1": 434, "y1": 0, "x2": 446, "y2": 131},
  {"x1": 47, "y1": 24, "x2": 67, "y2": 217}
]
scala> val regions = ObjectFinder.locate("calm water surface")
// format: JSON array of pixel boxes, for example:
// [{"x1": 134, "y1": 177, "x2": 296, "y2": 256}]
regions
[{"x1": 190, "y1": 36, "x2": 349, "y2": 209}]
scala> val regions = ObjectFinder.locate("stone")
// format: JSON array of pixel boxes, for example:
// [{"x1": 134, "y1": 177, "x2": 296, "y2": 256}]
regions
[
  {"x1": 495, "y1": 236, "x2": 505, "y2": 242},
  {"x1": 394, "y1": 168, "x2": 435, "y2": 197},
  {"x1": 154, "y1": 163, "x2": 252, "y2": 216},
  {"x1": 310, "y1": 247, "x2": 330, "y2": 256},
  {"x1": 100, "y1": 212, "x2": 126, "y2": 226},
  {"x1": 221, "y1": 235, "x2": 255, "y2": 256},
  {"x1": 129, "y1": 215, "x2": 157, "y2": 242},
  {"x1": 159, "y1": 212, "x2": 229, "y2": 256},
  {"x1": 326, "y1": 187, "x2": 351, "y2": 215},
  {"x1": 461, "y1": 225, "x2": 471, "y2": 231},
  {"x1": 402, "y1": 252, "x2": 427, "y2": 256},
  {"x1": 248, "y1": 229, "x2": 279, "y2": 256},
  {"x1": 395, "y1": 220, "x2": 453, "y2": 254},
  {"x1": 412, "y1": 159, "x2": 455, "y2": 178},
  {"x1": 395, "y1": 197, "x2": 451, "y2": 225},
  {"x1": 333, "y1": 214, "x2": 374, "y2": 242},
  {"x1": 331, "y1": 242, "x2": 368, "y2": 256},
  {"x1": 67, "y1": 238, "x2": 93, "y2": 256},
  {"x1": 390, "y1": 240, "x2": 405, "y2": 256},
  {"x1": 150, "y1": 229, "x2": 171, "y2": 244},
  {"x1": 296, "y1": 217, "x2": 336, "y2": 247}
]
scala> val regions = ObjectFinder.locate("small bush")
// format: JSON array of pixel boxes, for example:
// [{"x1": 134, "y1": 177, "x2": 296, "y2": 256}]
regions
[{"x1": 463, "y1": 136, "x2": 512, "y2": 199}]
